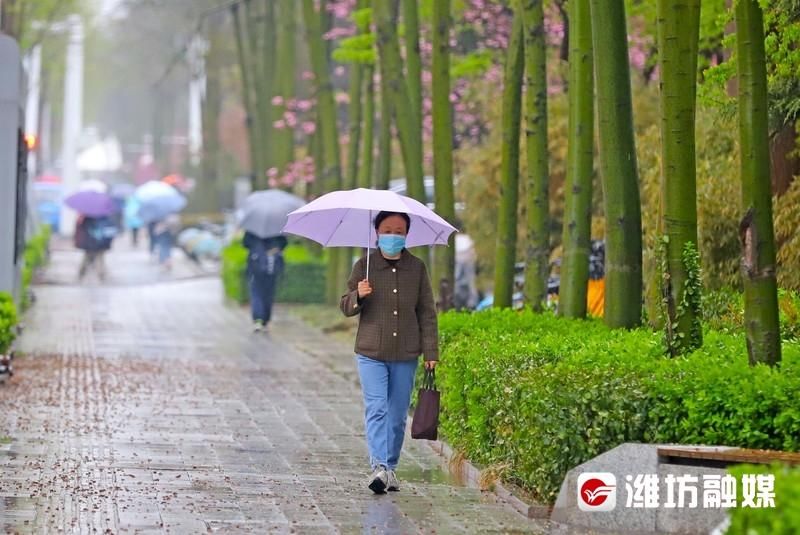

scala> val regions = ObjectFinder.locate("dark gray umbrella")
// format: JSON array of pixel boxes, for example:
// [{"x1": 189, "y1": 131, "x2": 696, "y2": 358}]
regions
[{"x1": 239, "y1": 189, "x2": 306, "y2": 239}]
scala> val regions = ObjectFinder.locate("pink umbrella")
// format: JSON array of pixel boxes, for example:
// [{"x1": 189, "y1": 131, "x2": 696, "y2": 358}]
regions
[{"x1": 282, "y1": 188, "x2": 458, "y2": 279}]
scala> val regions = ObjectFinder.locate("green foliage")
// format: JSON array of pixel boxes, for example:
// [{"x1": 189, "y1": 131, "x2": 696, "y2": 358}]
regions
[
  {"x1": 221, "y1": 242, "x2": 250, "y2": 305},
  {"x1": 775, "y1": 174, "x2": 800, "y2": 291},
  {"x1": 703, "y1": 287, "x2": 800, "y2": 340},
  {"x1": 451, "y1": 50, "x2": 493, "y2": 78},
  {"x1": 727, "y1": 463, "x2": 800, "y2": 533},
  {"x1": 20, "y1": 225, "x2": 51, "y2": 310},
  {"x1": 437, "y1": 309, "x2": 800, "y2": 503},
  {"x1": 352, "y1": 7, "x2": 372, "y2": 32},
  {"x1": 701, "y1": 0, "x2": 800, "y2": 130},
  {"x1": 658, "y1": 237, "x2": 703, "y2": 354},
  {"x1": 0, "y1": 292, "x2": 18, "y2": 355},
  {"x1": 221, "y1": 241, "x2": 328, "y2": 305},
  {"x1": 332, "y1": 34, "x2": 377, "y2": 65}
]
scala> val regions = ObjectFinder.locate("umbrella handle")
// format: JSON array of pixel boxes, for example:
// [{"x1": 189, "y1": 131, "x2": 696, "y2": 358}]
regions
[{"x1": 366, "y1": 209, "x2": 371, "y2": 281}]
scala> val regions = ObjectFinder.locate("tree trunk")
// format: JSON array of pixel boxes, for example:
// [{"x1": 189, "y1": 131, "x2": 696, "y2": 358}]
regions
[
  {"x1": 303, "y1": 0, "x2": 344, "y2": 305},
  {"x1": 260, "y1": 0, "x2": 278, "y2": 174},
  {"x1": 493, "y1": 17, "x2": 525, "y2": 309},
  {"x1": 518, "y1": 0, "x2": 550, "y2": 312},
  {"x1": 274, "y1": 0, "x2": 297, "y2": 174},
  {"x1": 590, "y1": 0, "x2": 643, "y2": 328},
  {"x1": 359, "y1": 65, "x2": 376, "y2": 189},
  {"x1": 198, "y1": 30, "x2": 223, "y2": 212},
  {"x1": 735, "y1": 0, "x2": 781, "y2": 366},
  {"x1": 657, "y1": 0, "x2": 702, "y2": 354},
  {"x1": 374, "y1": 0, "x2": 425, "y2": 202},
  {"x1": 432, "y1": 0, "x2": 456, "y2": 311},
  {"x1": 376, "y1": 71, "x2": 392, "y2": 189},
  {"x1": 401, "y1": 0, "x2": 423, "y2": 142},
  {"x1": 346, "y1": 64, "x2": 363, "y2": 190},
  {"x1": 770, "y1": 122, "x2": 800, "y2": 196},
  {"x1": 559, "y1": 0, "x2": 593, "y2": 319},
  {"x1": 1, "y1": 0, "x2": 21, "y2": 39},
  {"x1": 244, "y1": 0, "x2": 270, "y2": 186},
  {"x1": 231, "y1": 3, "x2": 259, "y2": 185}
]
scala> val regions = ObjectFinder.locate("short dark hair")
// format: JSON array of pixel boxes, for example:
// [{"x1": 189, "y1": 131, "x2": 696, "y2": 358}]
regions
[{"x1": 374, "y1": 211, "x2": 411, "y2": 233}]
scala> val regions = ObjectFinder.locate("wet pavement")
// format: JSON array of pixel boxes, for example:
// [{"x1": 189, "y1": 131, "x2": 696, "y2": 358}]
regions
[{"x1": 0, "y1": 238, "x2": 547, "y2": 533}]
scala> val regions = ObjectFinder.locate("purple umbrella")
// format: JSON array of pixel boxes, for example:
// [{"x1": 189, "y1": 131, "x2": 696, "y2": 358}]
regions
[
  {"x1": 64, "y1": 190, "x2": 117, "y2": 217},
  {"x1": 282, "y1": 188, "x2": 458, "y2": 279}
]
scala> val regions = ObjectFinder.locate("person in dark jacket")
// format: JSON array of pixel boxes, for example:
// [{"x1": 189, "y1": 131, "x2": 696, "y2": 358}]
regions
[
  {"x1": 339, "y1": 211, "x2": 438, "y2": 494},
  {"x1": 75, "y1": 215, "x2": 116, "y2": 281},
  {"x1": 243, "y1": 232, "x2": 288, "y2": 332}
]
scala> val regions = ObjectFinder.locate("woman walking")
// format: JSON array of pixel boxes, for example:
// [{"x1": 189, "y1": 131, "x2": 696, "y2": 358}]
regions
[{"x1": 340, "y1": 211, "x2": 439, "y2": 494}]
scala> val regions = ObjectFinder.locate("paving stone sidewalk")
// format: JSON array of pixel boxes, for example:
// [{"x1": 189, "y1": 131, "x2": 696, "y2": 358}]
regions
[{"x1": 0, "y1": 241, "x2": 548, "y2": 534}]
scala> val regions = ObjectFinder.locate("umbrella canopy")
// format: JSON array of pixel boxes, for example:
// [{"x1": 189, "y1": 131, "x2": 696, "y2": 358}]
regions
[
  {"x1": 134, "y1": 180, "x2": 177, "y2": 201},
  {"x1": 134, "y1": 181, "x2": 186, "y2": 222},
  {"x1": 64, "y1": 190, "x2": 117, "y2": 217},
  {"x1": 283, "y1": 188, "x2": 457, "y2": 248},
  {"x1": 76, "y1": 178, "x2": 108, "y2": 193},
  {"x1": 239, "y1": 189, "x2": 306, "y2": 239},
  {"x1": 137, "y1": 194, "x2": 186, "y2": 223}
]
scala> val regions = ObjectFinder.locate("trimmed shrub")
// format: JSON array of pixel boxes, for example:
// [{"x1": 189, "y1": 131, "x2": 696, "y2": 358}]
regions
[
  {"x1": 727, "y1": 463, "x2": 800, "y2": 534},
  {"x1": 437, "y1": 309, "x2": 800, "y2": 503},
  {"x1": 0, "y1": 292, "x2": 17, "y2": 355},
  {"x1": 21, "y1": 224, "x2": 52, "y2": 309},
  {"x1": 221, "y1": 241, "x2": 327, "y2": 304},
  {"x1": 221, "y1": 242, "x2": 249, "y2": 304}
]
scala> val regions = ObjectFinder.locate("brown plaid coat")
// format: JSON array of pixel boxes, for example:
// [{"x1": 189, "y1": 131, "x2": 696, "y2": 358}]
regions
[{"x1": 339, "y1": 249, "x2": 439, "y2": 362}]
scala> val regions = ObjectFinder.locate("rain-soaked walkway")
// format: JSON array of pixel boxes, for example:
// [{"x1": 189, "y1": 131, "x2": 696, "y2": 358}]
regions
[{"x1": 0, "y1": 238, "x2": 547, "y2": 533}]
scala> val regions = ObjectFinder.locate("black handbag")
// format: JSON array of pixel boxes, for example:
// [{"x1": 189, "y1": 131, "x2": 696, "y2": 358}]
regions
[{"x1": 411, "y1": 368, "x2": 440, "y2": 440}]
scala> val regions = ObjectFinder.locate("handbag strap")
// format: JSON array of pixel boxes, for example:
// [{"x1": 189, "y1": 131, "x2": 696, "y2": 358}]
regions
[{"x1": 422, "y1": 367, "x2": 436, "y2": 390}]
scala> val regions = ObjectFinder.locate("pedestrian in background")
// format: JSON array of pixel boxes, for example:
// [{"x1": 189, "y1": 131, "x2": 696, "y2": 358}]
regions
[
  {"x1": 153, "y1": 214, "x2": 181, "y2": 271},
  {"x1": 339, "y1": 211, "x2": 439, "y2": 494},
  {"x1": 124, "y1": 196, "x2": 143, "y2": 247},
  {"x1": 75, "y1": 215, "x2": 116, "y2": 281},
  {"x1": 243, "y1": 232, "x2": 287, "y2": 332}
]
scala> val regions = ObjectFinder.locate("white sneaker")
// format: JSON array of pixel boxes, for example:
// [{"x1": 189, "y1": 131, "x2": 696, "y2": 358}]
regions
[
  {"x1": 253, "y1": 320, "x2": 264, "y2": 332},
  {"x1": 387, "y1": 469, "x2": 400, "y2": 491},
  {"x1": 368, "y1": 466, "x2": 388, "y2": 494}
]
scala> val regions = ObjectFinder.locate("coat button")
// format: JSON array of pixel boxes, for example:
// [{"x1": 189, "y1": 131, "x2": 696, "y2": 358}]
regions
[
  {"x1": 393, "y1": 289, "x2": 397, "y2": 293},
  {"x1": 392, "y1": 268, "x2": 396, "y2": 273},
  {"x1": 393, "y1": 332, "x2": 397, "y2": 336},
  {"x1": 393, "y1": 310, "x2": 398, "y2": 315}
]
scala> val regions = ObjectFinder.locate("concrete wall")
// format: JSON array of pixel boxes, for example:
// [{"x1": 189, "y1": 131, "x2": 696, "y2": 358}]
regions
[{"x1": 0, "y1": 34, "x2": 23, "y2": 301}]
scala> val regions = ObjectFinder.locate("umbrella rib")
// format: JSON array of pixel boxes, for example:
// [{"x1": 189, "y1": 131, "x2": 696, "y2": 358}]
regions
[
  {"x1": 419, "y1": 217, "x2": 447, "y2": 244},
  {"x1": 324, "y1": 208, "x2": 351, "y2": 246}
]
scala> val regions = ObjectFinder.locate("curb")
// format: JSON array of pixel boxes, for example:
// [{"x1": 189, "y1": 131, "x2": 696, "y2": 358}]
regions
[{"x1": 422, "y1": 438, "x2": 553, "y2": 520}]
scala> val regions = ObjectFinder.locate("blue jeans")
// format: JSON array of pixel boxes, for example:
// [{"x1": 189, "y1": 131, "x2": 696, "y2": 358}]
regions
[
  {"x1": 356, "y1": 354, "x2": 419, "y2": 470},
  {"x1": 156, "y1": 232, "x2": 173, "y2": 263},
  {"x1": 249, "y1": 273, "x2": 278, "y2": 323}
]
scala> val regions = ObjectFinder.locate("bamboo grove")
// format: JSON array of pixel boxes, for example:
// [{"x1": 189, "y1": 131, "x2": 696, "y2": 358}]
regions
[{"x1": 217, "y1": 0, "x2": 784, "y2": 365}]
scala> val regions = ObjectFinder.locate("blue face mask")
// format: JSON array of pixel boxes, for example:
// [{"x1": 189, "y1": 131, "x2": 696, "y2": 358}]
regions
[{"x1": 378, "y1": 234, "x2": 406, "y2": 256}]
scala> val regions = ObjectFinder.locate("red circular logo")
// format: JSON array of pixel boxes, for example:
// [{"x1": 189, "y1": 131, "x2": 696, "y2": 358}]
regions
[{"x1": 580, "y1": 478, "x2": 613, "y2": 506}]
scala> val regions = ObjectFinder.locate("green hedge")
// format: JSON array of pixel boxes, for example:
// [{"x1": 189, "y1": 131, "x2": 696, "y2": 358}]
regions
[
  {"x1": 437, "y1": 308, "x2": 800, "y2": 503},
  {"x1": 0, "y1": 292, "x2": 17, "y2": 355},
  {"x1": 221, "y1": 241, "x2": 327, "y2": 304},
  {"x1": 21, "y1": 224, "x2": 51, "y2": 310},
  {"x1": 727, "y1": 464, "x2": 800, "y2": 533}
]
